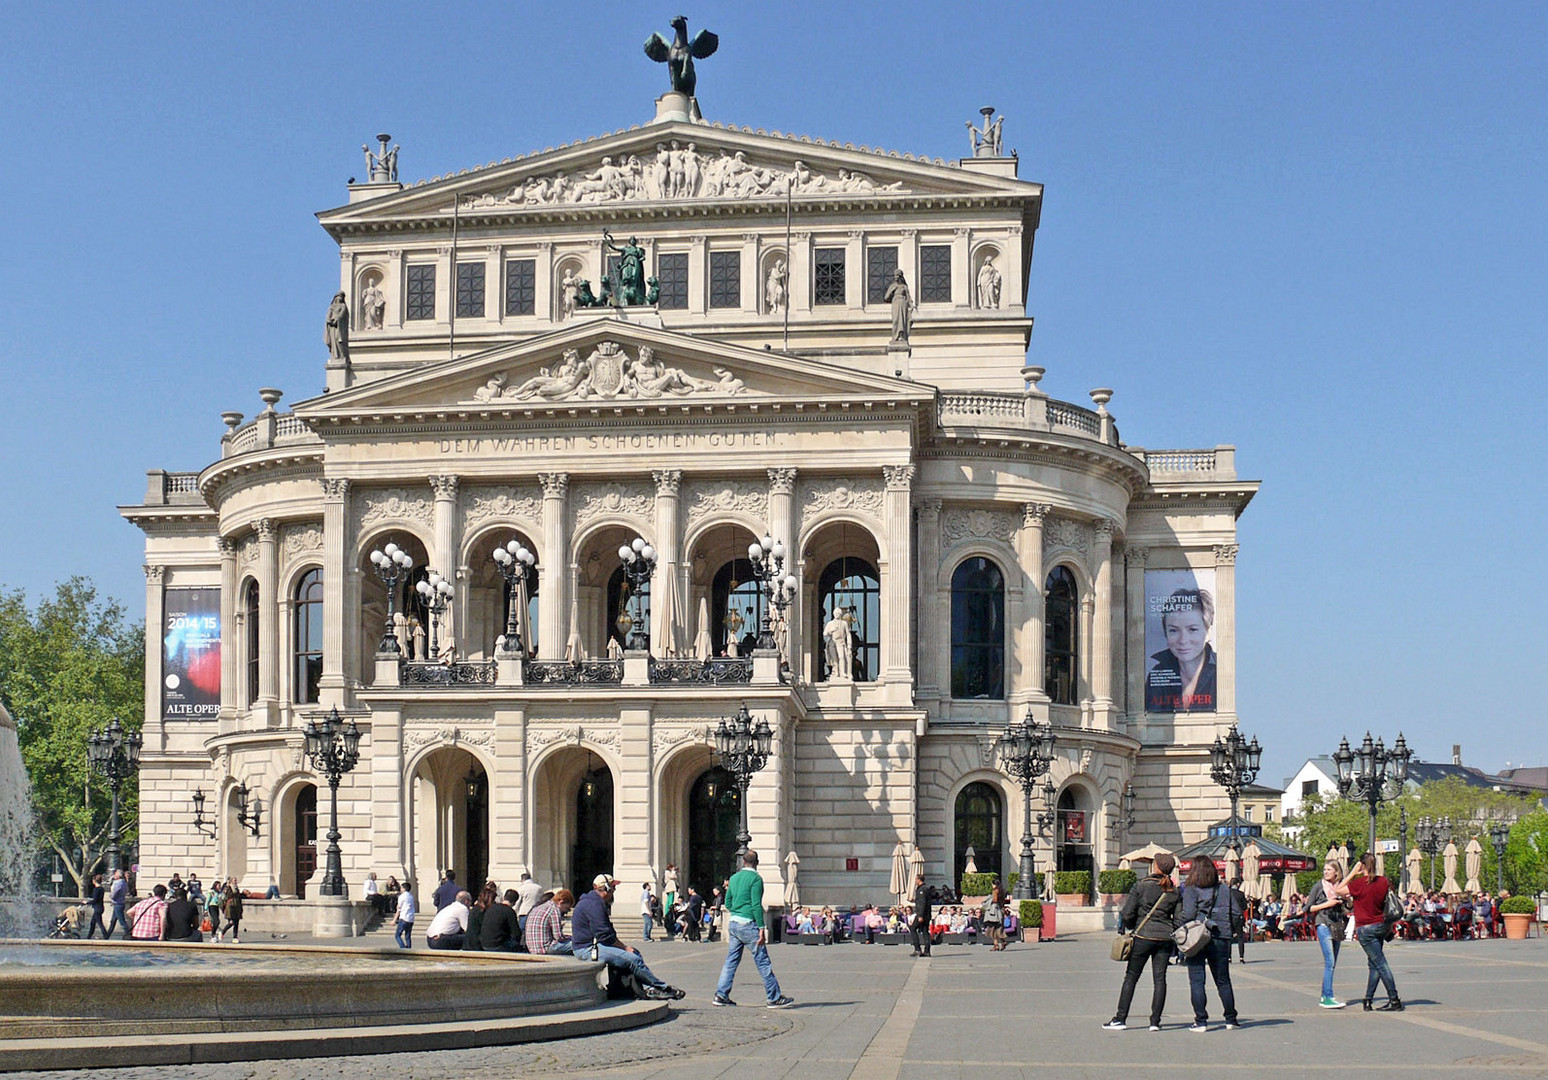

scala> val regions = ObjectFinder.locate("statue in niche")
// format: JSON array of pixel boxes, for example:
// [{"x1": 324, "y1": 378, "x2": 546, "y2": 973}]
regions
[
  {"x1": 643, "y1": 16, "x2": 719, "y2": 98},
  {"x1": 361, "y1": 281, "x2": 386, "y2": 330},
  {"x1": 560, "y1": 268, "x2": 579, "y2": 319},
  {"x1": 393, "y1": 612, "x2": 410, "y2": 655},
  {"x1": 976, "y1": 256, "x2": 1002, "y2": 310},
  {"x1": 883, "y1": 269, "x2": 915, "y2": 343},
  {"x1": 823, "y1": 606, "x2": 854, "y2": 681},
  {"x1": 410, "y1": 617, "x2": 426, "y2": 662},
  {"x1": 324, "y1": 291, "x2": 350, "y2": 361},
  {"x1": 765, "y1": 259, "x2": 788, "y2": 313}
]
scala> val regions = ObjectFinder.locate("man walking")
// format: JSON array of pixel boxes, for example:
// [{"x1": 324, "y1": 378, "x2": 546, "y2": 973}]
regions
[
  {"x1": 106, "y1": 869, "x2": 128, "y2": 939},
  {"x1": 432, "y1": 869, "x2": 460, "y2": 912},
  {"x1": 571, "y1": 874, "x2": 685, "y2": 1000},
  {"x1": 394, "y1": 879, "x2": 418, "y2": 949},
  {"x1": 714, "y1": 850, "x2": 794, "y2": 1009},
  {"x1": 909, "y1": 874, "x2": 933, "y2": 957}
]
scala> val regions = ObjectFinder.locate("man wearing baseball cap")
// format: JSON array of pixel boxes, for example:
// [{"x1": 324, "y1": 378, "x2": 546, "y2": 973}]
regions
[{"x1": 571, "y1": 873, "x2": 685, "y2": 1001}]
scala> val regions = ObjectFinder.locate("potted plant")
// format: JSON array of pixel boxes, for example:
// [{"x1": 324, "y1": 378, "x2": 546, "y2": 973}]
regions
[
  {"x1": 1054, "y1": 870, "x2": 1091, "y2": 907},
  {"x1": 1019, "y1": 899, "x2": 1043, "y2": 942},
  {"x1": 1499, "y1": 894, "x2": 1536, "y2": 939},
  {"x1": 1098, "y1": 869, "x2": 1136, "y2": 906}
]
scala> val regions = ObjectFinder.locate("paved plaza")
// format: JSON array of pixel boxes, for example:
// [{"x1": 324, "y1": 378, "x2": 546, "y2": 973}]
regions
[{"x1": 8, "y1": 932, "x2": 1548, "y2": 1079}]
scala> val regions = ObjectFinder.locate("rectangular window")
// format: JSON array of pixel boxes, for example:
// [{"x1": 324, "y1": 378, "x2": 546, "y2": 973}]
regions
[
  {"x1": 866, "y1": 245, "x2": 899, "y2": 304},
  {"x1": 1301, "y1": 779, "x2": 1319, "y2": 799},
  {"x1": 456, "y1": 262, "x2": 485, "y2": 318},
  {"x1": 656, "y1": 252, "x2": 689, "y2": 309},
  {"x1": 708, "y1": 250, "x2": 740, "y2": 308},
  {"x1": 1264, "y1": 807, "x2": 1274, "y2": 823},
  {"x1": 814, "y1": 247, "x2": 845, "y2": 305},
  {"x1": 504, "y1": 259, "x2": 535, "y2": 316},
  {"x1": 1242, "y1": 805, "x2": 1254, "y2": 822},
  {"x1": 405, "y1": 264, "x2": 436, "y2": 321},
  {"x1": 920, "y1": 244, "x2": 952, "y2": 303}
]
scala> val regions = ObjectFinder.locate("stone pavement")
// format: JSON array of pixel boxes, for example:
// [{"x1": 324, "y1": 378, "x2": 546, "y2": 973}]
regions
[{"x1": 10, "y1": 932, "x2": 1548, "y2": 1078}]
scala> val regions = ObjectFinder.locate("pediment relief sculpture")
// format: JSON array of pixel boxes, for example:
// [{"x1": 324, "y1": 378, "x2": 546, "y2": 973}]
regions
[{"x1": 468, "y1": 342, "x2": 749, "y2": 404}]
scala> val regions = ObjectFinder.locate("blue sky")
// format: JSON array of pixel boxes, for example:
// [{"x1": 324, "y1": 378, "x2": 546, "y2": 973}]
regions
[{"x1": 1, "y1": 2, "x2": 1543, "y2": 782}]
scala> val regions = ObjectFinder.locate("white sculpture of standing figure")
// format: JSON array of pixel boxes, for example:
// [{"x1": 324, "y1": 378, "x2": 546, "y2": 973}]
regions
[
  {"x1": 361, "y1": 281, "x2": 386, "y2": 329},
  {"x1": 823, "y1": 605, "x2": 853, "y2": 681},
  {"x1": 560, "y1": 268, "x2": 579, "y2": 319},
  {"x1": 393, "y1": 611, "x2": 410, "y2": 655},
  {"x1": 976, "y1": 256, "x2": 1001, "y2": 309},
  {"x1": 766, "y1": 259, "x2": 787, "y2": 313}
]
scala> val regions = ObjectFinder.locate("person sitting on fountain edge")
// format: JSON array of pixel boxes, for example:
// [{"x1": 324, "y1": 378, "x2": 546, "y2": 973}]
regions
[{"x1": 570, "y1": 874, "x2": 686, "y2": 1000}]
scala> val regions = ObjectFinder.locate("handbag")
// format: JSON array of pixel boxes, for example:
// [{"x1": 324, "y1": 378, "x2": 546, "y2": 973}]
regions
[
  {"x1": 1381, "y1": 882, "x2": 1405, "y2": 940},
  {"x1": 1112, "y1": 890, "x2": 1169, "y2": 962},
  {"x1": 1172, "y1": 884, "x2": 1223, "y2": 958},
  {"x1": 200, "y1": 915, "x2": 213, "y2": 933}
]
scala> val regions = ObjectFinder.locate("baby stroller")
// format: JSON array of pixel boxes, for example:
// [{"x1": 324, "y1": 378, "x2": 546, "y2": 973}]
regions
[{"x1": 48, "y1": 905, "x2": 85, "y2": 939}]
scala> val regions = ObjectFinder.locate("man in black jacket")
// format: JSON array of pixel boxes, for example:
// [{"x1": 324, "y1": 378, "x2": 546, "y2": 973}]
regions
[
  {"x1": 908, "y1": 875, "x2": 933, "y2": 957},
  {"x1": 480, "y1": 889, "x2": 523, "y2": 952}
]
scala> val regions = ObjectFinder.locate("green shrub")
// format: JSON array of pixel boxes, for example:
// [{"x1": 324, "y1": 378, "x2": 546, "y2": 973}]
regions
[
  {"x1": 1054, "y1": 870, "x2": 1091, "y2": 895},
  {"x1": 1019, "y1": 899, "x2": 1043, "y2": 928},
  {"x1": 1499, "y1": 895, "x2": 1536, "y2": 914},
  {"x1": 1098, "y1": 869, "x2": 1137, "y2": 895},
  {"x1": 1007, "y1": 872, "x2": 1020, "y2": 893},
  {"x1": 959, "y1": 872, "x2": 999, "y2": 897}
]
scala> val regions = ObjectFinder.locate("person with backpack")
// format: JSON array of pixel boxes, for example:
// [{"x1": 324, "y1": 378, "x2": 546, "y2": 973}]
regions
[
  {"x1": 1104, "y1": 852, "x2": 1182, "y2": 1031},
  {"x1": 1339, "y1": 853, "x2": 1402, "y2": 1011},
  {"x1": 1306, "y1": 860, "x2": 1350, "y2": 1008},
  {"x1": 1179, "y1": 856, "x2": 1242, "y2": 1031}
]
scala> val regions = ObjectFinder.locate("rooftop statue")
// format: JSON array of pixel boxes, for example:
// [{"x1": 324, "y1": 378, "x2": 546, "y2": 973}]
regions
[
  {"x1": 644, "y1": 16, "x2": 718, "y2": 98},
  {"x1": 967, "y1": 107, "x2": 1005, "y2": 158},
  {"x1": 362, "y1": 133, "x2": 400, "y2": 183}
]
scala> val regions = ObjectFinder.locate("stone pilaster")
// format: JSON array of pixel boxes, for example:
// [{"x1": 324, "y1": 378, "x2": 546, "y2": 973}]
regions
[
  {"x1": 256, "y1": 519, "x2": 280, "y2": 717},
  {"x1": 486, "y1": 705, "x2": 528, "y2": 883},
  {"x1": 429, "y1": 475, "x2": 459, "y2": 651},
  {"x1": 143, "y1": 564, "x2": 165, "y2": 749},
  {"x1": 768, "y1": 468, "x2": 798, "y2": 666},
  {"x1": 320, "y1": 478, "x2": 349, "y2": 704},
  {"x1": 217, "y1": 538, "x2": 239, "y2": 724},
  {"x1": 1018, "y1": 504, "x2": 1051, "y2": 703},
  {"x1": 651, "y1": 470, "x2": 682, "y2": 655},
  {"x1": 369, "y1": 704, "x2": 409, "y2": 883},
  {"x1": 915, "y1": 499, "x2": 943, "y2": 703},
  {"x1": 1092, "y1": 521, "x2": 1115, "y2": 710},
  {"x1": 1213, "y1": 544, "x2": 1238, "y2": 716},
  {"x1": 880, "y1": 465, "x2": 914, "y2": 686},
  {"x1": 617, "y1": 704, "x2": 654, "y2": 891},
  {"x1": 537, "y1": 473, "x2": 569, "y2": 660},
  {"x1": 1124, "y1": 546, "x2": 1149, "y2": 726}
]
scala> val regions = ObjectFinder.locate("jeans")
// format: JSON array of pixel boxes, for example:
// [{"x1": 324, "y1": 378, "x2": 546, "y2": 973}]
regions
[
  {"x1": 544, "y1": 940, "x2": 574, "y2": 956},
  {"x1": 1186, "y1": 937, "x2": 1238, "y2": 1024},
  {"x1": 106, "y1": 903, "x2": 126, "y2": 939},
  {"x1": 1316, "y1": 923, "x2": 1341, "y2": 999},
  {"x1": 86, "y1": 904, "x2": 107, "y2": 940},
  {"x1": 1356, "y1": 924, "x2": 1398, "y2": 1002},
  {"x1": 427, "y1": 931, "x2": 465, "y2": 949},
  {"x1": 642, "y1": 914, "x2": 654, "y2": 940},
  {"x1": 1113, "y1": 936, "x2": 1172, "y2": 1026},
  {"x1": 577, "y1": 943, "x2": 668, "y2": 990},
  {"x1": 716, "y1": 919, "x2": 782, "y2": 1003},
  {"x1": 395, "y1": 919, "x2": 413, "y2": 948}
]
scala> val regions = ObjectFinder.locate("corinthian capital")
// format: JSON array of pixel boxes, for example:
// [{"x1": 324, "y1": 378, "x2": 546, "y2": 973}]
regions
[
  {"x1": 1213, "y1": 543, "x2": 1239, "y2": 565},
  {"x1": 320, "y1": 477, "x2": 351, "y2": 501},
  {"x1": 653, "y1": 469, "x2": 682, "y2": 496},
  {"x1": 257, "y1": 518, "x2": 277, "y2": 541},
  {"x1": 143, "y1": 564, "x2": 166, "y2": 584},
  {"x1": 918, "y1": 498, "x2": 943, "y2": 519},
  {"x1": 1022, "y1": 502, "x2": 1052, "y2": 528},
  {"x1": 882, "y1": 464, "x2": 915, "y2": 491},
  {"x1": 429, "y1": 474, "x2": 460, "y2": 500},
  {"x1": 767, "y1": 467, "x2": 797, "y2": 495},
  {"x1": 538, "y1": 472, "x2": 569, "y2": 499}
]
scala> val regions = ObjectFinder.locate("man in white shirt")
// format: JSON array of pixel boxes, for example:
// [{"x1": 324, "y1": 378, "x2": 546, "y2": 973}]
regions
[
  {"x1": 426, "y1": 889, "x2": 472, "y2": 949},
  {"x1": 640, "y1": 881, "x2": 656, "y2": 941},
  {"x1": 514, "y1": 872, "x2": 545, "y2": 933},
  {"x1": 394, "y1": 881, "x2": 418, "y2": 949}
]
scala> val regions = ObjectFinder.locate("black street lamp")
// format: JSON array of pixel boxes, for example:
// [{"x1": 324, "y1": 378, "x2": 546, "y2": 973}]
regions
[
  {"x1": 1398, "y1": 805, "x2": 1409, "y2": 891},
  {"x1": 190, "y1": 789, "x2": 215, "y2": 838},
  {"x1": 1416, "y1": 815, "x2": 1450, "y2": 892},
  {"x1": 302, "y1": 706, "x2": 363, "y2": 897},
  {"x1": 747, "y1": 534, "x2": 797, "y2": 651},
  {"x1": 491, "y1": 538, "x2": 536, "y2": 655},
  {"x1": 1332, "y1": 731, "x2": 1411, "y2": 858},
  {"x1": 234, "y1": 781, "x2": 263, "y2": 838},
  {"x1": 616, "y1": 536, "x2": 657, "y2": 652},
  {"x1": 86, "y1": 717, "x2": 142, "y2": 874},
  {"x1": 1489, "y1": 820, "x2": 1510, "y2": 895},
  {"x1": 1035, "y1": 779, "x2": 1058, "y2": 836},
  {"x1": 414, "y1": 570, "x2": 455, "y2": 660},
  {"x1": 713, "y1": 704, "x2": 773, "y2": 858},
  {"x1": 1209, "y1": 725, "x2": 1262, "y2": 857},
  {"x1": 368, "y1": 542, "x2": 415, "y2": 654},
  {"x1": 995, "y1": 709, "x2": 1057, "y2": 900}
]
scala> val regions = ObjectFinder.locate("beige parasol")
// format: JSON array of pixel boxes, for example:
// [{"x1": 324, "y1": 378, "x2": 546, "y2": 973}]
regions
[
  {"x1": 1326, "y1": 844, "x2": 1341, "y2": 865},
  {"x1": 693, "y1": 595, "x2": 713, "y2": 660},
  {"x1": 1225, "y1": 844, "x2": 1241, "y2": 884},
  {"x1": 783, "y1": 850, "x2": 801, "y2": 906},
  {"x1": 1335, "y1": 843, "x2": 1350, "y2": 866},
  {"x1": 1121, "y1": 842, "x2": 1173, "y2": 867},
  {"x1": 1405, "y1": 847, "x2": 1423, "y2": 896},
  {"x1": 890, "y1": 841, "x2": 909, "y2": 902},
  {"x1": 1442, "y1": 841, "x2": 1461, "y2": 894},
  {"x1": 908, "y1": 844, "x2": 926, "y2": 888},
  {"x1": 1281, "y1": 870, "x2": 1296, "y2": 906},
  {"x1": 1242, "y1": 841, "x2": 1263, "y2": 900},
  {"x1": 1464, "y1": 837, "x2": 1483, "y2": 894}
]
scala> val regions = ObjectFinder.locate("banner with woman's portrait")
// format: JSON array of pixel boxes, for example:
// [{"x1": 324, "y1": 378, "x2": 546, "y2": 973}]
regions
[{"x1": 1144, "y1": 569, "x2": 1217, "y2": 714}]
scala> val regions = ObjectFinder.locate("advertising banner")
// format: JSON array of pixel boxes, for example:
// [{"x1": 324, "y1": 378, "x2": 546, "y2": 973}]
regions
[
  {"x1": 1144, "y1": 569, "x2": 1217, "y2": 713},
  {"x1": 163, "y1": 587, "x2": 220, "y2": 721}
]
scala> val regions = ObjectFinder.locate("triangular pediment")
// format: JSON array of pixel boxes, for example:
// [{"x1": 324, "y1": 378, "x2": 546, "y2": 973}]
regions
[
  {"x1": 320, "y1": 122, "x2": 1038, "y2": 226},
  {"x1": 293, "y1": 319, "x2": 932, "y2": 419}
]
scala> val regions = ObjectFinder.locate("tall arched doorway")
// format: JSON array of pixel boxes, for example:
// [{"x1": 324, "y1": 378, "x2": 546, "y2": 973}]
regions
[
  {"x1": 409, "y1": 747, "x2": 490, "y2": 901},
  {"x1": 1056, "y1": 786, "x2": 1095, "y2": 899},
  {"x1": 688, "y1": 766, "x2": 741, "y2": 898},
  {"x1": 292, "y1": 785, "x2": 317, "y2": 898},
  {"x1": 572, "y1": 758, "x2": 614, "y2": 898},
  {"x1": 954, "y1": 781, "x2": 1003, "y2": 888}
]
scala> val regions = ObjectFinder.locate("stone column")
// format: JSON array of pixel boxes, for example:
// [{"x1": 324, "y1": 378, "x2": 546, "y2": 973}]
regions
[
  {"x1": 768, "y1": 468, "x2": 798, "y2": 666},
  {"x1": 429, "y1": 475, "x2": 459, "y2": 650},
  {"x1": 143, "y1": 565, "x2": 165, "y2": 748},
  {"x1": 537, "y1": 473, "x2": 570, "y2": 660},
  {"x1": 256, "y1": 519, "x2": 280, "y2": 716},
  {"x1": 915, "y1": 499, "x2": 943, "y2": 703},
  {"x1": 688, "y1": 235, "x2": 707, "y2": 313},
  {"x1": 218, "y1": 539, "x2": 238, "y2": 722},
  {"x1": 880, "y1": 465, "x2": 914, "y2": 686},
  {"x1": 1018, "y1": 504, "x2": 1051, "y2": 703},
  {"x1": 1124, "y1": 547, "x2": 1149, "y2": 726},
  {"x1": 1213, "y1": 544, "x2": 1238, "y2": 715},
  {"x1": 320, "y1": 479, "x2": 350, "y2": 705},
  {"x1": 1079, "y1": 593, "x2": 1096, "y2": 707},
  {"x1": 651, "y1": 470, "x2": 682, "y2": 655},
  {"x1": 1092, "y1": 521, "x2": 1115, "y2": 708}
]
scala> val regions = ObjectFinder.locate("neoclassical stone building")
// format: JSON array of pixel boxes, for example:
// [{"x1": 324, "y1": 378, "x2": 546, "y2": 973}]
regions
[{"x1": 123, "y1": 94, "x2": 1256, "y2": 913}]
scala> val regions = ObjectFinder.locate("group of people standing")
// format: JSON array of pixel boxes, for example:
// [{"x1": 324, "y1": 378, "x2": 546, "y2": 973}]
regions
[{"x1": 83, "y1": 869, "x2": 244, "y2": 944}]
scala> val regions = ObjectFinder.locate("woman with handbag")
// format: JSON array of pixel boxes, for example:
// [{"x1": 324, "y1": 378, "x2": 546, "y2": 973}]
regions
[
  {"x1": 1339, "y1": 853, "x2": 1402, "y2": 1011},
  {"x1": 1179, "y1": 856, "x2": 1241, "y2": 1032},
  {"x1": 1306, "y1": 860, "x2": 1350, "y2": 1008},
  {"x1": 1104, "y1": 853, "x2": 1181, "y2": 1031}
]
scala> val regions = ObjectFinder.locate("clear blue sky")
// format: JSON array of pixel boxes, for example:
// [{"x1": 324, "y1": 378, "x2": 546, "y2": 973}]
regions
[{"x1": 2, "y1": 3, "x2": 1544, "y2": 783}]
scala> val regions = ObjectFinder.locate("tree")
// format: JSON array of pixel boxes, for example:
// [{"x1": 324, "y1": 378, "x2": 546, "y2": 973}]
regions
[{"x1": 0, "y1": 578, "x2": 144, "y2": 894}]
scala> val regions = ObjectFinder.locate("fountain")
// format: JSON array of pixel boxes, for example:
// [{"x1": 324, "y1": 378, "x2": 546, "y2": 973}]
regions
[{"x1": 0, "y1": 702, "x2": 47, "y2": 939}]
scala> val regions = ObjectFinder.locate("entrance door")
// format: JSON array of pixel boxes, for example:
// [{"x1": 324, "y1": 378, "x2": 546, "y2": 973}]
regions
[
  {"x1": 294, "y1": 785, "x2": 317, "y2": 898},
  {"x1": 465, "y1": 765, "x2": 489, "y2": 896},
  {"x1": 571, "y1": 765, "x2": 614, "y2": 899},
  {"x1": 688, "y1": 766, "x2": 741, "y2": 898}
]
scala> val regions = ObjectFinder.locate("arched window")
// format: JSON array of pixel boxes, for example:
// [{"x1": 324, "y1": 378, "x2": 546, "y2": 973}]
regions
[
  {"x1": 711, "y1": 558, "x2": 766, "y2": 657},
  {"x1": 1044, "y1": 566, "x2": 1078, "y2": 705},
  {"x1": 292, "y1": 569, "x2": 323, "y2": 705},
  {"x1": 954, "y1": 781, "x2": 1003, "y2": 887},
  {"x1": 606, "y1": 565, "x2": 650, "y2": 652},
  {"x1": 817, "y1": 557, "x2": 880, "y2": 682},
  {"x1": 950, "y1": 557, "x2": 1005, "y2": 699},
  {"x1": 243, "y1": 579, "x2": 260, "y2": 706}
]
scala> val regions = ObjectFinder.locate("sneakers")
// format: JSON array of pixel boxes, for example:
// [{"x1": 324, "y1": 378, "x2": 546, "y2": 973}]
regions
[
  {"x1": 1148, "y1": 1025, "x2": 1162, "y2": 1031},
  {"x1": 1224, "y1": 1021, "x2": 1241, "y2": 1030},
  {"x1": 668, "y1": 986, "x2": 687, "y2": 1000},
  {"x1": 1318, "y1": 996, "x2": 1347, "y2": 1009},
  {"x1": 1189, "y1": 1022, "x2": 1208, "y2": 1033},
  {"x1": 712, "y1": 993, "x2": 737, "y2": 1007},
  {"x1": 643, "y1": 985, "x2": 686, "y2": 1001},
  {"x1": 767, "y1": 996, "x2": 796, "y2": 1009},
  {"x1": 1101, "y1": 1020, "x2": 1127, "y2": 1030}
]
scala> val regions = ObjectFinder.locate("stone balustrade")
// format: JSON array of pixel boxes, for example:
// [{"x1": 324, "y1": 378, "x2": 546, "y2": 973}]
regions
[
  {"x1": 224, "y1": 412, "x2": 322, "y2": 457},
  {"x1": 936, "y1": 391, "x2": 1117, "y2": 446}
]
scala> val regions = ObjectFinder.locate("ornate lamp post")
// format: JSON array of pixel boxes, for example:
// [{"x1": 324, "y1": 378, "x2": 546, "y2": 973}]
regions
[
  {"x1": 1121, "y1": 781, "x2": 1137, "y2": 837},
  {"x1": 491, "y1": 539, "x2": 536, "y2": 655},
  {"x1": 747, "y1": 534, "x2": 797, "y2": 650},
  {"x1": 302, "y1": 706, "x2": 363, "y2": 897},
  {"x1": 617, "y1": 536, "x2": 657, "y2": 651},
  {"x1": 1489, "y1": 820, "x2": 1510, "y2": 895},
  {"x1": 1416, "y1": 815, "x2": 1450, "y2": 892},
  {"x1": 1035, "y1": 779, "x2": 1058, "y2": 836},
  {"x1": 1332, "y1": 731, "x2": 1411, "y2": 859},
  {"x1": 713, "y1": 703, "x2": 773, "y2": 858},
  {"x1": 368, "y1": 543, "x2": 415, "y2": 653},
  {"x1": 995, "y1": 709, "x2": 1057, "y2": 900},
  {"x1": 234, "y1": 781, "x2": 263, "y2": 837},
  {"x1": 86, "y1": 717, "x2": 142, "y2": 874},
  {"x1": 414, "y1": 570, "x2": 455, "y2": 660},
  {"x1": 1209, "y1": 725, "x2": 1262, "y2": 856},
  {"x1": 190, "y1": 789, "x2": 215, "y2": 838}
]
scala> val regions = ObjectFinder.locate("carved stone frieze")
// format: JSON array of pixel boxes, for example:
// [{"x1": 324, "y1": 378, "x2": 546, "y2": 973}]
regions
[
  {"x1": 799, "y1": 477, "x2": 884, "y2": 525},
  {"x1": 463, "y1": 487, "x2": 543, "y2": 530},
  {"x1": 283, "y1": 524, "x2": 324, "y2": 560},
  {"x1": 684, "y1": 480, "x2": 768, "y2": 530},
  {"x1": 238, "y1": 535, "x2": 260, "y2": 569},
  {"x1": 573, "y1": 481, "x2": 655, "y2": 528},
  {"x1": 652, "y1": 724, "x2": 714, "y2": 758},
  {"x1": 468, "y1": 342, "x2": 747, "y2": 404},
  {"x1": 1042, "y1": 517, "x2": 1090, "y2": 557},
  {"x1": 358, "y1": 488, "x2": 435, "y2": 530},
  {"x1": 525, "y1": 723, "x2": 619, "y2": 756},
  {"x1": 404, "y1": 725, "x2": 495, "y2": 758},
  {"x1": 941, "y1": 508, "x2": 1018, "y2": 545}
]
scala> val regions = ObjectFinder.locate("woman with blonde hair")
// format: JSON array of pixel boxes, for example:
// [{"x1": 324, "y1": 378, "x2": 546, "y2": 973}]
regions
[{"x1": 1306, "y1": 860, "x2": 1350, "y2": 1008}]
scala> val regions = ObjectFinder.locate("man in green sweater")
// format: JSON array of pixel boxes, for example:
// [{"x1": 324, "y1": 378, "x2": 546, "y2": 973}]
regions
[{"x1": 713, "y1": 850, "x2": 795, "y2": 1008}]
